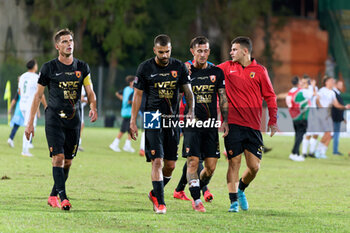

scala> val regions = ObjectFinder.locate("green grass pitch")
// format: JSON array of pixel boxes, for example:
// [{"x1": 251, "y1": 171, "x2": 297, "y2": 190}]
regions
[{"x1": 1, "y1": 124, "x2": 350, "y2": 232}]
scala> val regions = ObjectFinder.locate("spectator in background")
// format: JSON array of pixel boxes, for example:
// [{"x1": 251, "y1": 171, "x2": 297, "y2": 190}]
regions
[
  {"x1": 301, "y1": 76, "x2": 318, "y2": 158},
  {"x1": 315, "y1": 76, "x2": 350, "y2": 159},
  {"x1": 109, "y1": 75, "x2": 135, "y2": 153},
  {"x1": 331, "y1": 79, "x2": 345, "y2": 156},
  {"x1": 287, "y1": 76, "x2": 312, "y2": 162}
]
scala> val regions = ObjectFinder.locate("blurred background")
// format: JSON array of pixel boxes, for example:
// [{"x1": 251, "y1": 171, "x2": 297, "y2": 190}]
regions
[{"x1": 0, "y1": 0, "x2": 349, "y2": 127}]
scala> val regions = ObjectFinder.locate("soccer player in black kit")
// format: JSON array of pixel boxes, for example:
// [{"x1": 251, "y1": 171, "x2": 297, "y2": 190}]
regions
[
  {"x1": 129, "y1": 34, "x2": 195, "y2": 214},
  {"x1": 25, "y1": 29, "x2": 98, "y2": 211},
  {"x1": 182, "y1": 36, "x2": 228, "y2": 212}
]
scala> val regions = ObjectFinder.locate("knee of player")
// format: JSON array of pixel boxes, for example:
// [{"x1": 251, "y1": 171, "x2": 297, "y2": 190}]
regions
[
  {"x1": 152, "y1": 158, "x2": 163, "y2": 169},
  {"x1": 248, "y1": 163, "x2": 260, "y2": 174},
  {"x1": 52, "y1": 155, "x2": 65, "y2": 167},
  {"x1": 164, "y1": 162, "x2": 176, "y2": 172},
  {"x1": 206, "y1": 166, "x2": 216, "y2": 176},
  {"x1": 228, "y1": 159, "x2": 241, "y2": 168},
  {"x1": 64, "y1": 159, "x2": 72, "y2": 169},
  {"x1": 187, "y1": 157, "x2": 199, "y2": 168}
]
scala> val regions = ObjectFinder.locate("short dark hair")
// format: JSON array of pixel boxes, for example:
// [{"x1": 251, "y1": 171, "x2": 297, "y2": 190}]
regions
[
  {"x1": 322, "y1": 75, "x2": 333, "y2": 86},
  {"x1": 54, "y1": 28, "x2": 74, "y2": 43},
  {"x1": 231, "y1": 36, "x2": 253, "y2": 54},
  {"x1": 291, "y1": 76, "x2": 299, "y2": 86},
  {"x1": 26, "y1": 59, "x2": 37, "y2": 70},
  {"x1": 154, "y1": 34, "x2": 171, "y2": 46},
  {"x1": 125, "y1": 75, "x2": 135, "y2": 84},
  {"x1": 190, "y1": 36, "x2": 209, "y2": 49}
]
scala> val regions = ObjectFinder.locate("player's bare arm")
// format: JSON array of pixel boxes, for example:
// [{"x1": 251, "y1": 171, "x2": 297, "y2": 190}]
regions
[
  {"x1": 41, "y1": 94, "x2": 48, "y2": 109},
  {"x1": 182, "y1": 83, "x2": 195, "y2": 120},
  {"x1": 25, "y1": 84, "x2": 45, "y2": 140},
  {"x1": 129, "y1": 88, "x2": 143, "y2": 140},
  {"x1": 84, "y1": 84, "x2": 98, "y2": 122},
  {"x1": 218, "y1": 87, "x2": 229, "y2": 137},
  {"x1": 333, "y1": 98, "x2": 350, "y2": 110}
]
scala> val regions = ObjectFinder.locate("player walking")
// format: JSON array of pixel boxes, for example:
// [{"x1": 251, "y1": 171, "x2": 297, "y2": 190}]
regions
[
  {"x1": 25, "y1": 29, "x2": 98, "y2": 210},
  {"x1": 129, "y1": 34, "x2": 194, "y2": 214},
  {"x1": 217, "y1": 36, "x2": 278, "y2": 212},
  {"x1": 182, "y1": 36, "x2": 228, "y2": 212}
]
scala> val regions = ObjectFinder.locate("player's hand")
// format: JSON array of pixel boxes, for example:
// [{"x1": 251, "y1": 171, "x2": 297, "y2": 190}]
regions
[
  {"x1": 268, "y1": 124, "x2": 278, "y2": 137},
  {"x1": 345, "y1": 104, "x2": 350, "y2": 109},
  {"x1": 129, "y1": 122, "x2": 138, "y2": 140},
  {"x1": 221, "y1": 122, "x2": 229, "y2": 137},
  {"x1": 25, "y1": 124, "x2": 34, "y2": 140},
  {"x1": 89, "y1": 108, "x2": 98, "y2": 122},
  {"x1": 186, "y1": 108, "x2": 195, "y2": 121}
]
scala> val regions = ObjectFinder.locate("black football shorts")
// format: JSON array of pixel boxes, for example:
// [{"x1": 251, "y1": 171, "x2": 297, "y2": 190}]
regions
[
  {"x1": 45, "y1": 108, "x2": 81, "y2": 160},
  {"x1": 182, "y1": 129, "x2": 220, "y2": 159},
  {"x1": 224, "y1": 124, "x2": 264, "y2": 160},
  {"x1": 145, "y1": 128, "x2": 179, "y2": 162}
]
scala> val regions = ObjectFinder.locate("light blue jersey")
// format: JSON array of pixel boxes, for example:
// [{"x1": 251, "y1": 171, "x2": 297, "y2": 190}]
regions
[{"x1": 121, "y1": 86, "x2": 134, "y2": 118}]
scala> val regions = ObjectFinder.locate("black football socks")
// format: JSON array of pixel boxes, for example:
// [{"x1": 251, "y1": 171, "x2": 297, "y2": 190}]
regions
[
  {"x1": 175, "y1": 162, "x2": 188, "y2": 192},
  {"x1": 152, "y1": 181, "x2": 165, "y2": 205},
  {"x1": 53, "y1": 167, "x2": 68, "y2": 201},
  {"x1": 163, "y1": 176, "x2": 171, "y2": 187},
  {"x1": 50, "y1": 167, "x2": 70, "y2": 196},
  {"x1": 229, "y1": 192, "x2": 238, "y2": 203},
  {"x1": 238, "y1": 178, "x2": 249, "y2": 191}
]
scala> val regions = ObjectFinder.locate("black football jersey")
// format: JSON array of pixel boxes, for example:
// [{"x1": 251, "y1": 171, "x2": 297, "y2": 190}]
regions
[
  {"x1": 190, "y1": 64, "x2": 225, "y2": 121},
  {"x1": 134, "y1": 57, "x2": 190, "y2": 115},
  {"x1": 38, "y1": 58, "x2": 90, "y2": 126}
]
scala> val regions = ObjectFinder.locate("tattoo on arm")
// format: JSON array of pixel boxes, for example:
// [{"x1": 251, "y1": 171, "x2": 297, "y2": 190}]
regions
[
  {"x1": 182, "y1": 84, "x2": 194, "y2": 110},
  {"x1": 218, "y1": 88, "x2": 228, "y2": 122}
]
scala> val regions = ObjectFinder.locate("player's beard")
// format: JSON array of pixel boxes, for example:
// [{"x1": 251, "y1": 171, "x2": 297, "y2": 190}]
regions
[{"x1": 158, "y1": 57, "x2": 169, "y2": 65}]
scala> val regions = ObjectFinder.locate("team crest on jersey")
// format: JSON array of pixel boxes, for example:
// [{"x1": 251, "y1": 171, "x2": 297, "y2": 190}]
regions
[
  {"x1": 249, "y1": 72, "x2": 255, "y2": 78},
  {"x1": 75, "y1": 71, "x2": 82, "y2": 78},
  {"x1": 210, "y1": 75, "x2": 216, "y2": 83},
  {"x1": 171, "y1": 71, "x2": 178, "y2": 78}
]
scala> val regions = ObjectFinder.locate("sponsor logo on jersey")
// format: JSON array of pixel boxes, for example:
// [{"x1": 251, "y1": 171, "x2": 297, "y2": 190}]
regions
[
  {"x1": 250, "y1": 72, "x2": 255, "y2": 78},
  {"x1": 210, "y1": 75, "x2": 216, "y2": 83},
  {"x1": 171, "y1": 71, "x2": 178, "y2": 78},
  {"x1": 75, "y1": 71, "x2": 81, "y2": 78}
]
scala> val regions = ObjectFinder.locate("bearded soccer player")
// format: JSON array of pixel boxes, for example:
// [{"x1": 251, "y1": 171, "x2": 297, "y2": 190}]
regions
[
  {"x1": 217, "y1": 36, "x2": 278, "y2": 212},
  {"x1": 25, "y1": 29, "x2": 98, "y2": 211},
  {"x1": 129, "y1": 34, "x2": 194, "y2": 214},
  {"x1": 182, "y1": 36, "x2": 228, "y2": 212}
]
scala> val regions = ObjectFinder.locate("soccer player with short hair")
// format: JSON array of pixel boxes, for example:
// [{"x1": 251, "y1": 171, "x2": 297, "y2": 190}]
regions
[
  {"x1": 129, "y1": 34, "x2": 194, "y2": 214},
  {"x1": 25, "y1": 28, "x2": 98, "y2": 211},
  {"x1": 181, "y1": 36, "x2": 228, "y2": 212},
  {"x1": 18, "y1": 59, "x2": 47, "y2": 156},
  {"x1": 217, "y1": 36, "x2": 278, "y2": 212}
]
